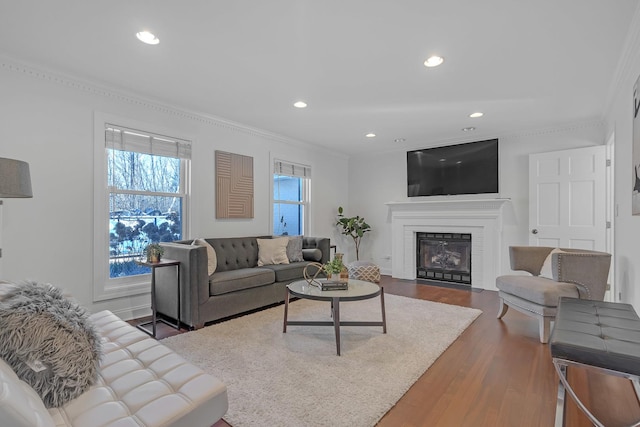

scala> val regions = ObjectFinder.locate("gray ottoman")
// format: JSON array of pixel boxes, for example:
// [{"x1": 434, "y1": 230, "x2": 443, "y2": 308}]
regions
[{"x1": 550, "y1": 297, "x2": 640, "y2": 426}]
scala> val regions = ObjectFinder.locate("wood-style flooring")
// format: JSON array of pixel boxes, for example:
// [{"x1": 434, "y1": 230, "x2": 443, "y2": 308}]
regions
[{"x1": 138, "y1": 276, "x2": 640, "y2": 427}]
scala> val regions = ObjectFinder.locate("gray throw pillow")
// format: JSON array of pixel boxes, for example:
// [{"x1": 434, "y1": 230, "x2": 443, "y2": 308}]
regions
[
  {"x1": 286, "y1": 235, "x2": 304, "y2": 262},
  {"x1": 302, "y1": 248, "x2": 323, "y2": 262},
  {"x1": 0, "y1": 281, "x2": 102, "y2": 408}
]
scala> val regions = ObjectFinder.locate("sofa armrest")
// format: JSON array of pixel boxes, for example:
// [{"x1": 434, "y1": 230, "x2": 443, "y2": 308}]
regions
[
  {"x1": 303, "y1": 237, "x2": 330, "y2": 265},
  {"x1": 158, "y1": 242, "x2": 209, "y2": 329},
  {"x1": 509, "y1": 246, "x2": 554, "y2": 275}
]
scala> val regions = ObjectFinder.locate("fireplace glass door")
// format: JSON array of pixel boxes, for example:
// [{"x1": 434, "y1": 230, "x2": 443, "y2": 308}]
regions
[{"x1": 416, "y1": 233, "x2": 471, "y2": 285}]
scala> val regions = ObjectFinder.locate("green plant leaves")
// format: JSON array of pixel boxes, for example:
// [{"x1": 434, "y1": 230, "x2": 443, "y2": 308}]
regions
[{"x1": 335, "y1": 207, "x2": 371, "y2": 260}]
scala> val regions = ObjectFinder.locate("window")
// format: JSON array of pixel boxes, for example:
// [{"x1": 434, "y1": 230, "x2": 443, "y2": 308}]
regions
[
  {"x1": 273, "y1": 160, "x2": 310, "y2": 236},
  {"x1": 94, "y1": 118, "x2": 190, "y2": 300}
]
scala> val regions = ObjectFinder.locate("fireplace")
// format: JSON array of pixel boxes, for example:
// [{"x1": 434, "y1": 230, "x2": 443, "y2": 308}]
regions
[
  {"x1": 416, "y1": 232, "x2": 471, "y2": 285},
  {"x1": 386, "y1": 199, "x2": 510, "y2": 290}
]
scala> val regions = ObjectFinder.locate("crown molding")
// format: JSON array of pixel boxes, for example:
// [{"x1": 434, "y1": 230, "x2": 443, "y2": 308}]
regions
[
  {"x1": 372, "y1": 118, "x2": 605, "y2": 157},
  {"x1": 500, "y1": 118, "x2": 605, "y2": 140},
  {"x1": 603, "y1": 1, "x2": 640, "y2": 119},
  {"x1": 0, "y1": 54, "x2": 318, "y2": 151}
]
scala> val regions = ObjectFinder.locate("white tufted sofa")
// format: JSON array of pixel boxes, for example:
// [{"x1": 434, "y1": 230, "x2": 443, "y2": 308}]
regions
[{"x1": 0, "y1": 310, "x2": 228, "y2": 427}]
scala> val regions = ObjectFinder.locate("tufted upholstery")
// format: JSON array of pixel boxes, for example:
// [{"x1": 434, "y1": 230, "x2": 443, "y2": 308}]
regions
[
  {"x1": 158, "y1": 236, "x2": 330, "y2": 328},
  {"x1": 0, "y1": 358, "x2": 53, "y2": 427},
  {"x1": 549, "y1": 297, "x2": 640, "y2": 426},
  {"x1": 550, "y1": 297, "x2": 640, "y2": 376},
  {"x1": 207, "y1": 237, "x2": 265, "y2": 272},
  {"x1": 0, "y1": 310, "x2": 228, "y2": 427}
]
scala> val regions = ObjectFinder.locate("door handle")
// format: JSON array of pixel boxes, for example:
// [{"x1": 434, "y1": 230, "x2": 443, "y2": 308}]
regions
[{"x1": 531, "y1": 229, "x2": 538, "y2": 234}]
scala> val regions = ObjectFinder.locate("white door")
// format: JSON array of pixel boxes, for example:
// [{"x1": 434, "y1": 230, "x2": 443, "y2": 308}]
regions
[{"x1": 529, "y1": 146, "x2": 607, "y2": 250}]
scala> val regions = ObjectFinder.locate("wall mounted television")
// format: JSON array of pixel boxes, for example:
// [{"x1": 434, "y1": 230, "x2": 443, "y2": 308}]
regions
[{"x1": 407, "y1": 138, "x2": 499, "y2": 197}]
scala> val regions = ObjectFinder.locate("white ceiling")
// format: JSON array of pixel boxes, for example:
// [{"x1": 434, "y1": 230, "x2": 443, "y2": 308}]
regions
[{"x1": 0, "y1": 1, "x2": 638, "y2": 155}]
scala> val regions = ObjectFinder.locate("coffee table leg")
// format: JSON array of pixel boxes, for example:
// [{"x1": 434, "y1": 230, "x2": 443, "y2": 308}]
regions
[
  {"x1": 380, "y1": 287, "x2": 387, "y2": 334},
  {"x1": 283, "y1": 288, "x2": 290, "y2": 333},
  {"x1": 332, "y1": 297, "x2": 341, "y2": 356}
]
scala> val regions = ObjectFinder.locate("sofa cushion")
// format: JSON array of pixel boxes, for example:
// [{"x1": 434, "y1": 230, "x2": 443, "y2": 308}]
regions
[
  {"x1": 257, "y1": 237, "x2": 290, "y2": 266},
  {"x1": 262, "y1": 262, "x2": 309, "y2": 282},
  {"x1": 0, "y1": 281, "x2": 101, "y2": 408},
  {"x1": 496, "y1": 274, "x2": 579, "y2": 306},
  {"x1": 285, "y1": 235, "x2": 304, "y2": 262},
  {"x1": 210, "y1": 268, "x2": 276, "y2": 296},
  {"x1": 302, "y1": 248, "x2": 323, "y2": 262},
  {"x1": 192, "y1": 238, "x2": 217, "y2": 275}
]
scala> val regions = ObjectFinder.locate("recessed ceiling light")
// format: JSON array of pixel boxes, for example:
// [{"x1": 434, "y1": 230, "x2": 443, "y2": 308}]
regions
[
  {"x1": 136, "y1": 31, "x2": 159, "y2": 45},
  {"x1": 424, "y1": 56, "x2": 444, "y2": 68},
  {"x1": 469, "y1": 112, "x2": 484, "y2": 118},
  {"x1": 365, "y1": 133, "x2": 376, "y2": 138},
  {"x1": 462, "y1": 127, "x2": 476, "y2": 132},
  {"x1": 293, "y1": 101, "x2": 307, "y2": 108},
  {"x1": 394, "y1": 138, "x2": 406, "y2": 143}
]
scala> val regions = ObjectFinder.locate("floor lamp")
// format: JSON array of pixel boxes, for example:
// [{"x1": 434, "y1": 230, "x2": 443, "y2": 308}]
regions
[{"x1": 0, "y1": 157, "x2": 33, "y2": 276}]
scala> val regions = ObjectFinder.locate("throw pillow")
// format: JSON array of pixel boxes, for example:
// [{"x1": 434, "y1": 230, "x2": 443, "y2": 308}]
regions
[
  {"x1": 0, "y1": 280, "x2": 17, "y2": 301},
  {"x1": 257, "y1": 237, "x2": 290, "y2": 266},
  {"x1": 302, "y1": 248, "x2": 323, "y2": 262},
  {"x1": 285, "y1": 235, "x2": 304, "y2": 262},
  {"x1": 0, "y1": 281, "x2": 102, "y2": 408},
  {"x1": 539, "y1": 248, "x2": 565, "y2": 279},
  {"x1": 192, "y1": 238, "x2": 217, "y2": 275}
]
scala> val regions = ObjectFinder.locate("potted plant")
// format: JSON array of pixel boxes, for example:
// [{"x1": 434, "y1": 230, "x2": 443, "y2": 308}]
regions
[
  {"x1": 323, "y1": 254, "x2": 349, "y2": 282},
  {"x1": 323, "y1": 256, "x2": 345, "y2": 281},
  {"x1": 335, "y1": 206, "x2": 371, "y2": 260},
  {"x1": 143, "y1": 243, "x2": 164, "y2": 263}
]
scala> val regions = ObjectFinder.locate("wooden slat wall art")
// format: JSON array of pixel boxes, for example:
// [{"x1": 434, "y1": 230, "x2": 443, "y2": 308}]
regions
[{"x1": 215, "y1": 151, "x2": 254, "y2": 218}]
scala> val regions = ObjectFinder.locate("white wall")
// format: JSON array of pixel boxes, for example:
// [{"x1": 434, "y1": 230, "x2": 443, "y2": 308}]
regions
[
  {"x1": 346, "y1": 122, "x2": 605, "y2": 278},
  {"x1": 605, "y1": 17, "x2": 640, "y2": 311},
  {"x1": 0, "y1": 60, "x2": 348, "y2": 319}
]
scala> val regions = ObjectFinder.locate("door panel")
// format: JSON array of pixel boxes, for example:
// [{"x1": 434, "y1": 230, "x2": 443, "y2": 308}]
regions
[{"x1": 529, "y1": 146, "x2": 606, "y2": 250}]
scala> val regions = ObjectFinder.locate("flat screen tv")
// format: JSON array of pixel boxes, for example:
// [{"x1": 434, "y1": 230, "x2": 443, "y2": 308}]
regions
[{"x1": 407, "y1": 139, "x2": 499, "y2": 197}]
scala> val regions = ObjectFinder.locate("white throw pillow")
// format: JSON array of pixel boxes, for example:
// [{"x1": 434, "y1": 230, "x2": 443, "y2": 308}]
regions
[
  {"x1": 539, "y1": 248, "x2": 565, "y2": 279},
  {"x1": 192, "y1": 238, "x2": 217, "y2": 275},
  {"x1": 257, "y1": 237, "x2": 290, "y2": 266}
]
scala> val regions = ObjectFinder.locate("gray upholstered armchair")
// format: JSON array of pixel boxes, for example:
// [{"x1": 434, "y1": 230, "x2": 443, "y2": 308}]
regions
[{"x1": 496, "y1": 246, "x2": 611, "y2": 343}]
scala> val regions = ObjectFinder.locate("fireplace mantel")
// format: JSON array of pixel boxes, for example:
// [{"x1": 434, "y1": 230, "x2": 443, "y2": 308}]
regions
[
  {"x1": 386, "y1": 198, "x2": 510, "y2": 212},
  {"x1": 385, "y1": 199, "x2": 511, "y2": 290}
]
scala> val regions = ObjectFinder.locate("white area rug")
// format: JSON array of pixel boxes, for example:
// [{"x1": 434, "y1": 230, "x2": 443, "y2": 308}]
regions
[{"x1": 162, "y1": 293, "x2": 482, "y2": 427}]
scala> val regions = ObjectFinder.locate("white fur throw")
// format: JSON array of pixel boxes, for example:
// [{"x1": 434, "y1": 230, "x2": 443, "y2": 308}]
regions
[{"x1": 0, "y1": 281, "x2": 101, "y2": 408}]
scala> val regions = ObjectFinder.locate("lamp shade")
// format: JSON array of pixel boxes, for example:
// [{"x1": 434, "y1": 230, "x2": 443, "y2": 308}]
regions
[{"x1": 0, "y1": 157, "x2": 32, "y2": 198}]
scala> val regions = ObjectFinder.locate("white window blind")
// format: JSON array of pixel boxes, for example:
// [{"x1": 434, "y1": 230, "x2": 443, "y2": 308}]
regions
[
  {"x1": 274, "y1": 160, "x2": 311, "y2": 178},
  {"x1": 106, "y1": 124, "x2": 191, "y2": 159}
]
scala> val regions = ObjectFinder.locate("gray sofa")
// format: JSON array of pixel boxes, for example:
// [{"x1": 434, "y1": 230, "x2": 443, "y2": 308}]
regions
[{"x1": 157, "y1": 236, "x2": 330, "y2": 329}]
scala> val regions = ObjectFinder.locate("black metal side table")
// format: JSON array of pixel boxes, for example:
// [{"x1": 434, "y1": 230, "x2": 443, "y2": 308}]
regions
[{"x1": 135, "y1": 259, "x2": 181, "y2": 338}]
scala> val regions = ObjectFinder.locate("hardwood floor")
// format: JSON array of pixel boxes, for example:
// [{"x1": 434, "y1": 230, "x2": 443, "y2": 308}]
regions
[{"x1": 139, "y1": 276, "x2": 640, "y2": 427}]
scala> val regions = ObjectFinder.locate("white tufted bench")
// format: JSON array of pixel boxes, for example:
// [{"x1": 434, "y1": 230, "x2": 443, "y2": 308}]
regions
[{"x1": 0, "y1": 310, "x2": 228, "y2": 427}]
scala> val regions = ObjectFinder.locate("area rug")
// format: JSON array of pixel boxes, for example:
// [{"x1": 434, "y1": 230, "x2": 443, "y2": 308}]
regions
[{"x1": 162, "y1": 293, "x2": 482, "y2": 427}]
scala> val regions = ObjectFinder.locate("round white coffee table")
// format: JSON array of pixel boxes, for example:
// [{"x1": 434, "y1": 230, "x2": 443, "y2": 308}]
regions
[{"x1": 283, "y1": 279, "x2": 387, "y2": 355}]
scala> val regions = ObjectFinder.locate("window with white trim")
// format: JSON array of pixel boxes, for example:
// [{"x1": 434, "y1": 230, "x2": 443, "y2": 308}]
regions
[
  {"x1": 94, "y1": 120, "x2": 190, "y2": 300},
  {"x1": 273, "y1": 160, "x2": 310, "y2": 236}
]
